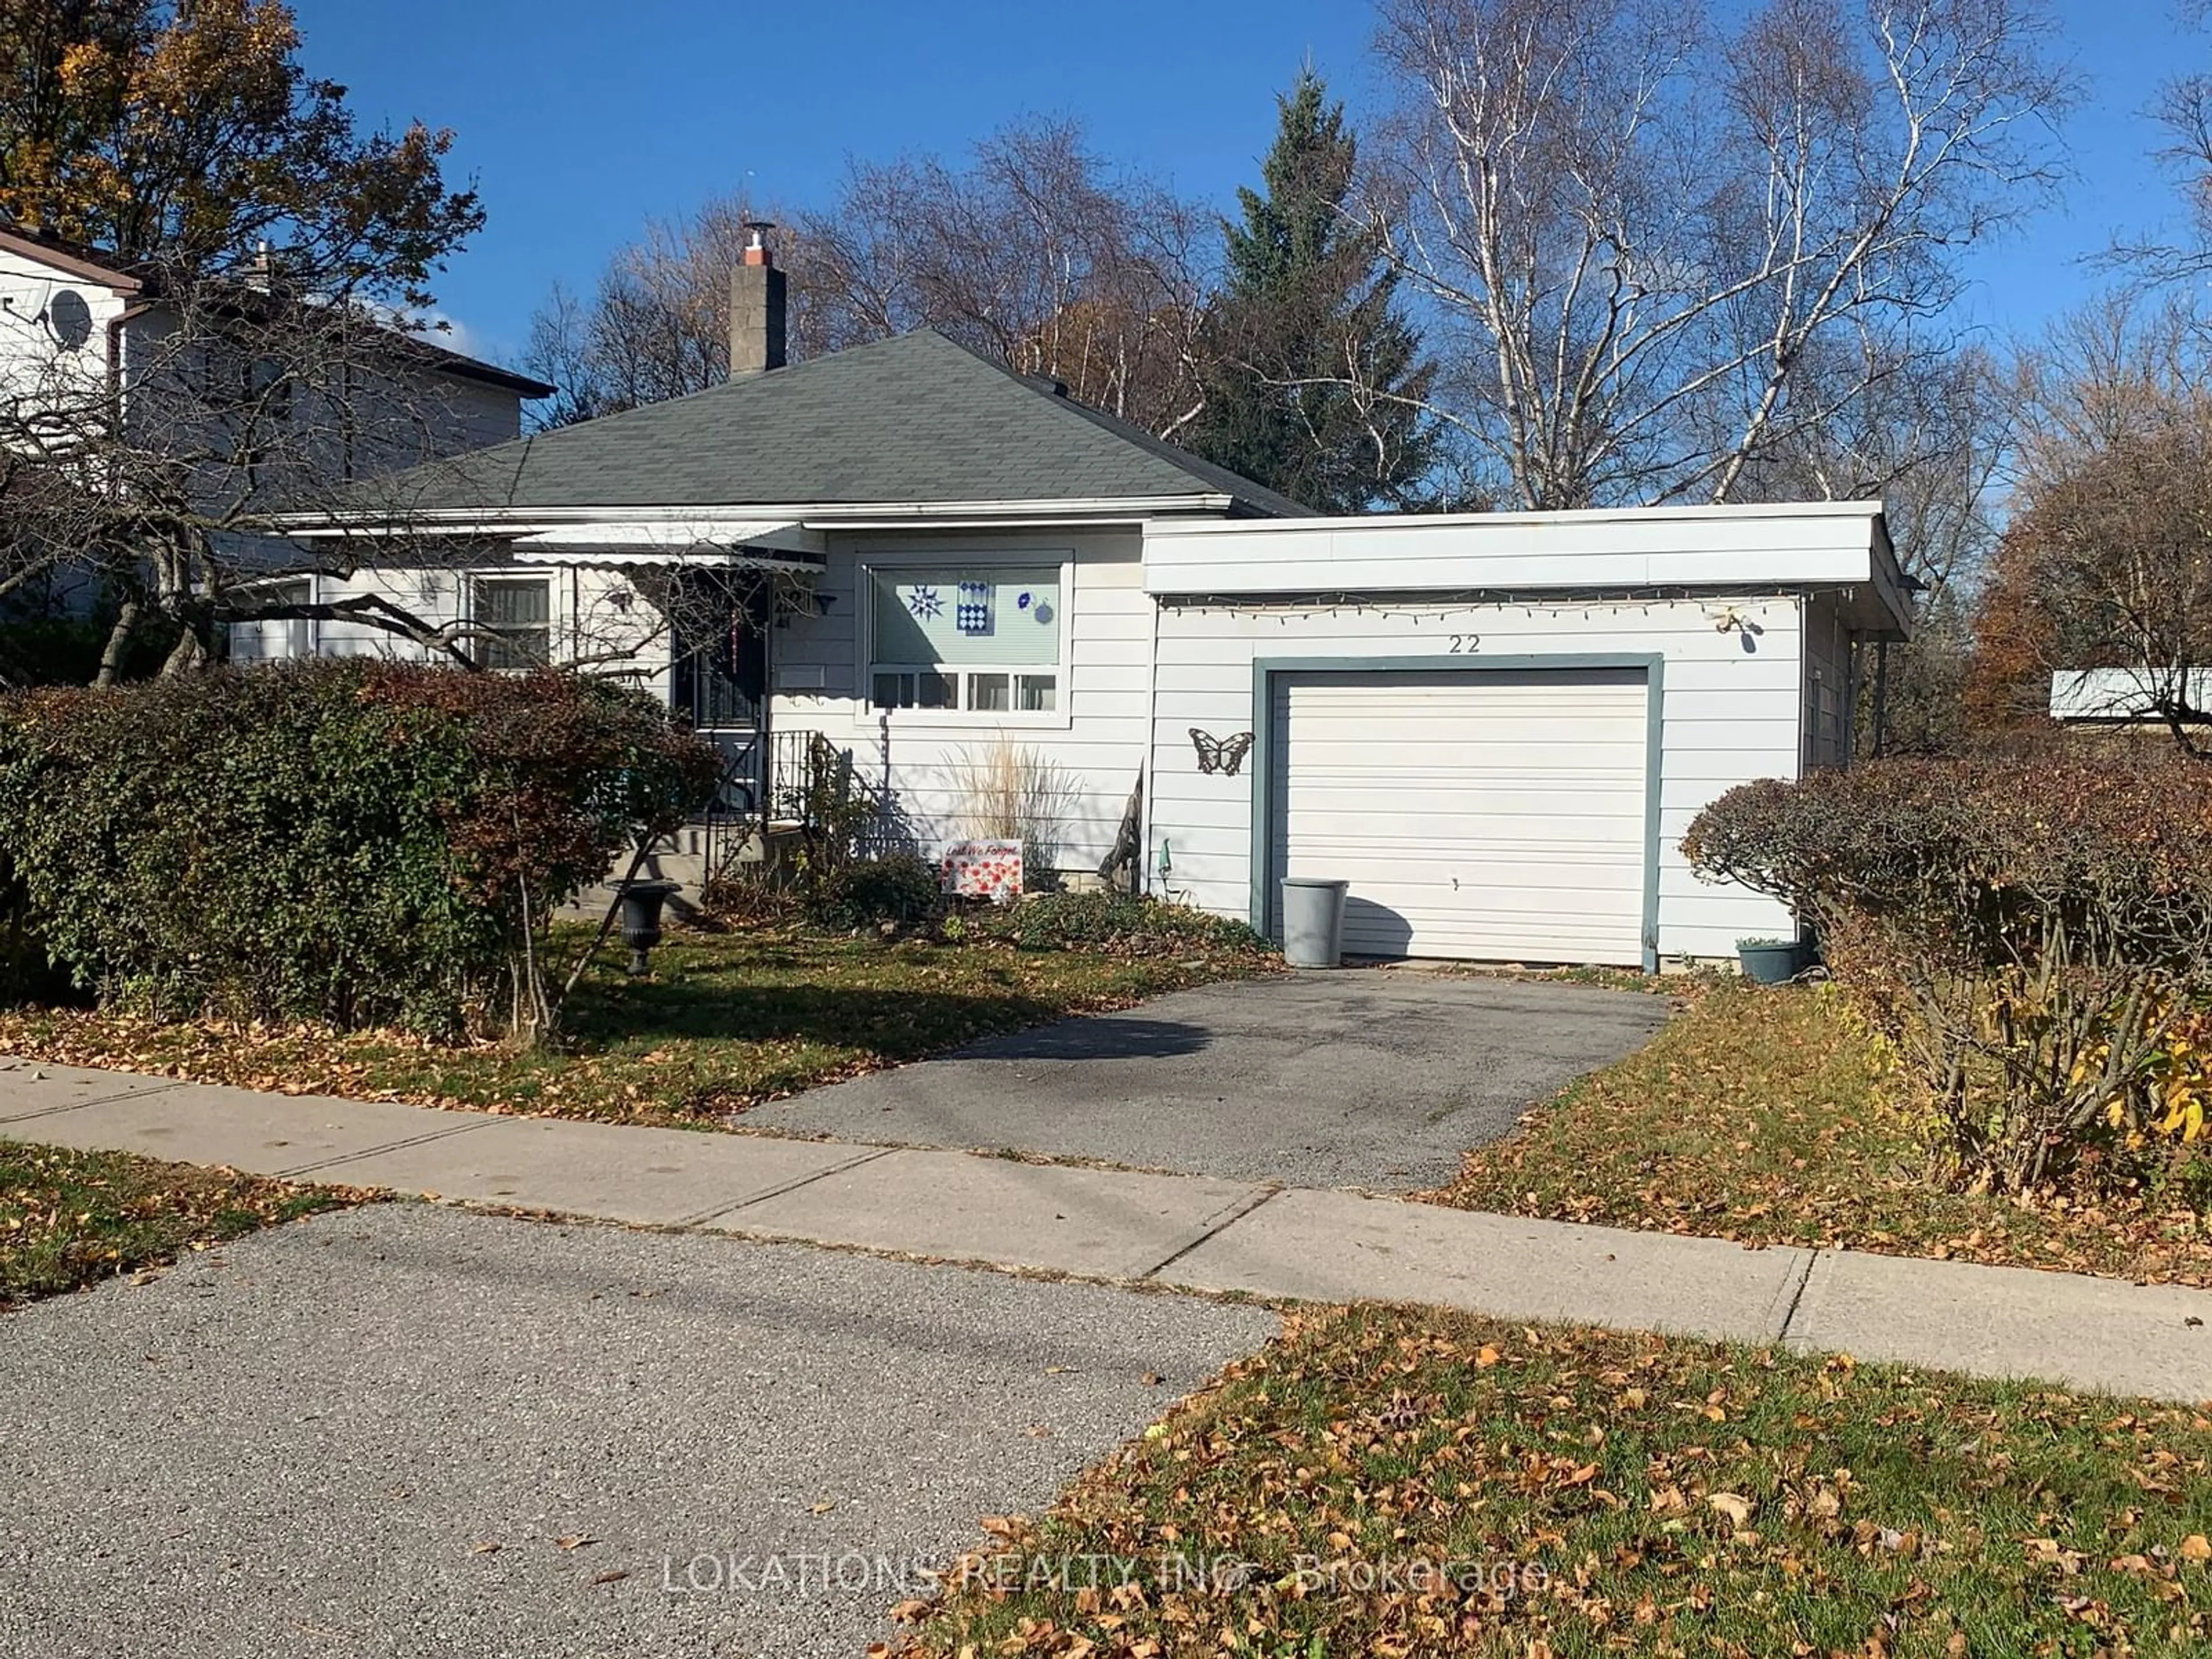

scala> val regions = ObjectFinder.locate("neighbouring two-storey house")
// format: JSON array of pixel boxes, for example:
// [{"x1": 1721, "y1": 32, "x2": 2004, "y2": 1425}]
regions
[{"x1": 0, "y1": 219, "x2": 550, "y2": 631}]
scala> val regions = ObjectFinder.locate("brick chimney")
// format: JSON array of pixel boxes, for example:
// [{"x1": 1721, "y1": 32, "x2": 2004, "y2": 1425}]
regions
[{"x1": 730, "y1": 222, "x2": 787, "y2": 378}]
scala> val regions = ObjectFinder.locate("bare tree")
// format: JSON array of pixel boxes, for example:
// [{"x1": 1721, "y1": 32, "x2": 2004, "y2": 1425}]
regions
[
  {"x1": 0, "y1": 257, "x2": 551, "y2": 680},
  {"x1": 1733, "y1": 335, "x2": 2008, "y2": 594},
  {"x1": 520, "y1": 194, "x2": 799, "y2": 426},
  {"x1": 802, "y1": 118, "x2": 1214, "y2": 434},
  {"x1": 1969, "y1": 292, "x2": 2212, "y2": 750},
  {"x1": 1364, "y1": 0, "x2": 2069, "y2": 509},
  {"x1": 522, "y1": 118, "x2": 1216, "y2": 439},
  {"x1": 2104, "y1": 1, "x2": 2212, "y2": 283}
]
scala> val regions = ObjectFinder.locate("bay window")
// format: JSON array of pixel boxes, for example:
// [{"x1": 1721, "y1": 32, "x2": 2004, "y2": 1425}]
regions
[{"x1": 868, "y1": 566, "x2": 1062, "y2": 714}]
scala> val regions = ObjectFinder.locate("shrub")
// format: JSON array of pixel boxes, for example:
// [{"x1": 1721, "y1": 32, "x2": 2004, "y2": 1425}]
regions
[
  {"x1": 952, "y1": 736, "x2": 1077, "y2": 882},
  {"x1": 1684, "y1": 754, "x2": 2212, "y2": 1191},
  {"x1": 959, "y1": 892, "x2": 1273, "y2": 959},
  {"x1": 0, "y1": 853, "x2": 73, "y2": 1007},
  {"x1": 800, "y1": 854, "x2": 942, "y2": 933},
  {"x1": 0, "y1": 661, "x2": 717, "y2": 1039}
]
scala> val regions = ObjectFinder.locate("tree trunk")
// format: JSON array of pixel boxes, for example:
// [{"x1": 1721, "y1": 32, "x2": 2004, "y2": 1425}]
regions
[{"x1": 92, "y1": 600, "x2": 142, "y2": 687}]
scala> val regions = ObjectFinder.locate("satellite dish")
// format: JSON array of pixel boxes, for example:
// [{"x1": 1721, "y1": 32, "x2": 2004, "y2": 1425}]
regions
[{"x1": 46, "y1": 289, "x2": 92, "y2": 351}]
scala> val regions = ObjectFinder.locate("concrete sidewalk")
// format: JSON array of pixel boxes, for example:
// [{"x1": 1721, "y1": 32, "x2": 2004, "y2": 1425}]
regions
[{"x1": 6, "y1": 1056, "x2": 2211, "y2": 1403}]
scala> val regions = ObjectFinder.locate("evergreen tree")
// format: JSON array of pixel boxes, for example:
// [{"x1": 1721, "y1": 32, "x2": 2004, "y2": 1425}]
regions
[{"x1": 1189, "y1": 70, "x2": 1434, "y2": 513}]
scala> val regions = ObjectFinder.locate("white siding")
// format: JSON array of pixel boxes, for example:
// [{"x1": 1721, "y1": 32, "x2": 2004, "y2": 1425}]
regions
[
  {"x1": 1801, "y1": 593, "x2": 1854, "y2": 769},
  {"x1": 1147, "y1": 595, "x2": 1801, "y2": 963},
  {"x1": 0, "y1": 244, "x2": 127, "y2": 418},
  {"x1": 228, "y1": 563, "x2": 669, "y2": 691},
  {"x1": 1145, "y1": 502, "x2": 1901, "y2": 608},
  {"x1": 769, "y1": 529, "x2": 1150, "y2": 875}
]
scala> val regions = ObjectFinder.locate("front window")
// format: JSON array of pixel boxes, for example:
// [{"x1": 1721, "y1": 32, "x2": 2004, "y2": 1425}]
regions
[
  {"x1": 868, "y1": 566, "x2": 1061, "y2": 713},
  {"x1": 474, "y1": 576, "x2": 551, "y2": 671},
  {"x1": 230, "y1": 577, "x2": 312, "y2": 662}
]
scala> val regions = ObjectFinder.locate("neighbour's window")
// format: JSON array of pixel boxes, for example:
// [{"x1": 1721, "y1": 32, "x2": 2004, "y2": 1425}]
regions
[
  {"x1": 474, "y1": 576, "x2": 552, "y2": 671},
  {"x1": 196, "y1": 344, "x2": 291, "y2": 419},
  {"x1": 868, "y1": 567, "x2": 1062, "y2": 714},
  {"x1": 232, "y1": 577, "x2": 312, "y2": 662}
]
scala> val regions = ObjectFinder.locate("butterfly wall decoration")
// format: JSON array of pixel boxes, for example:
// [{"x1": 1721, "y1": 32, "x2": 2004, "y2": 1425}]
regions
[{"x1": 1190, "y1": 728, "x2": 1255, "y2": 777}]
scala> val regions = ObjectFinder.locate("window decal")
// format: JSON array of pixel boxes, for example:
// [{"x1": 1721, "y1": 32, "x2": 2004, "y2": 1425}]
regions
[{"x1": 955, "y1": 581, "x2": 992, "y2": 635}]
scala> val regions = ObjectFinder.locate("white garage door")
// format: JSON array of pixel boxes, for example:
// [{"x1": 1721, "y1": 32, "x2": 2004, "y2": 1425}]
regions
[{"x1": 1269, "y1": 668, "x2": 1650, "y2": 964}]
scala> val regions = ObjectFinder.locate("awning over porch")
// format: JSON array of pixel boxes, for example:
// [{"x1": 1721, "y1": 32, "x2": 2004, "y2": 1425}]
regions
[{"x1": 509, "y1": 518, "x2": 827, "y2": 570}]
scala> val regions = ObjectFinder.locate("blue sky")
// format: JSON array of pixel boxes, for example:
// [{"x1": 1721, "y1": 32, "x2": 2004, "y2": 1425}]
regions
[{"x1": 291, "y1": 0, "x2": 2203, "y2": 368}]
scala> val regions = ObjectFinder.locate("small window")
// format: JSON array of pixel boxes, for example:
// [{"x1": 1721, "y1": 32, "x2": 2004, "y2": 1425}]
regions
[
  {"x1": 871, "y1": 669, "x2": 957, "y2": 709},
  {"x1": 195, "y1": 344, "x2": 291, "y2": 421},
  {"x1": 230, "y1": 577, "x2": 312, "y2": 662},
  {"x1": 474, "y1": 577, "x2": 551, "y2": 671},
  {"x1": 868, "y1": 566, "x2": 1061, "y2": 714}
]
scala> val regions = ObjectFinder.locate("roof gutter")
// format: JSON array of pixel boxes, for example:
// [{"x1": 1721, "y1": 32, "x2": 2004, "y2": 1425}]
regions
[{"x1": 266, "y1": 494, "x2": 1237, "y2": 539}]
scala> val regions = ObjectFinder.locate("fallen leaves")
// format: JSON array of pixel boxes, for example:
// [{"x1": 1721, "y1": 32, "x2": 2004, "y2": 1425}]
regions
[
  {"x1": 1706, "y1": 1491, "x2": 1755, "y2": 1526},
  {"x1": 1427, "y1": 981, "x2": 2212, "y2": 1289},
  {"x1": 889, "y1": 1305, "x2": 2212, "y2": 1658},
  {"x1": 1, "y1": 1142, "x2": 365, "y2": 1306}
]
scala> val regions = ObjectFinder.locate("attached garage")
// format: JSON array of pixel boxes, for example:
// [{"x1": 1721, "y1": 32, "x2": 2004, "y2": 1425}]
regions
[
  {"x1": 1140, "y1": 502, "x2": 1914, "y2": 968},
  {"x1": 1264, "y1": 664, "x2": 1653, "y2": 965}
]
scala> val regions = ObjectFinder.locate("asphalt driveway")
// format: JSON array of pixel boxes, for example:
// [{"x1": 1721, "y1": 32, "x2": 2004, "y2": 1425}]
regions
[
  {"x1": 0, "y1": 1204, "x2": 1274, "y2": 1659},
  {"x1": 740, "y1": 971, "x2": 1670, "y2": 1191}
]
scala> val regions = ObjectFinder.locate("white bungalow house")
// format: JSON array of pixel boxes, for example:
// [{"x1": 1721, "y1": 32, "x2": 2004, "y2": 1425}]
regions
[
  {"x1": 260, "y1": 240, "x2": 1910, "y2": 969},
  {"x1": 2049, "y1": 668, "x2": 2212, "y2": 732}
]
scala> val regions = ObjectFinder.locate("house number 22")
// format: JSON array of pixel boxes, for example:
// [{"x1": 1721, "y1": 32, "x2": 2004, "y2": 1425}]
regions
[{"x1": 1448, "y1": 634, "x2": 1481, "y2": 654}]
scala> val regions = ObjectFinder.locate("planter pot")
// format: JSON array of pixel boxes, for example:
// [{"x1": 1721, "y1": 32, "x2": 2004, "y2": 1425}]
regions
[
  {"x1": 615, "y1": 878, "x2": 683, "y2": 976},
  {"x1": 1737, "y1": 941, "x2": 1804, "y2": 986}
]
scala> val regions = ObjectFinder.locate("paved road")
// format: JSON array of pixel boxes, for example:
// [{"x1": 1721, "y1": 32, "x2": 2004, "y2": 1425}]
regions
[
  {"x1": 739, "y1": 971, "x2": 1671, "y2": 1189},
  {"x1": 0, "y1": 1204, "x2": 1275, "y2": 1659}
]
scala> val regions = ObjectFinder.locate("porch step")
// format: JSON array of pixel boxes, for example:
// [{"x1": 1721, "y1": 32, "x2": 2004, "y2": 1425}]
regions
[{"x1": 653, "y1": 820, "x2": 808, "y2": 858}]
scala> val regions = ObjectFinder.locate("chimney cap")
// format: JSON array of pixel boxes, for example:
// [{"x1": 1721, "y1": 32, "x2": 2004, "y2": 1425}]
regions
[{"x1": 743, "y1": 219, "x2": 777, "y2": 267}]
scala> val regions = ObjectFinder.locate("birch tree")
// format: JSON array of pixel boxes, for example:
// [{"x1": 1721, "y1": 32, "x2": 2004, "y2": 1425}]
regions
[{"x1": 1366, "y1": 0, "x2": 2069, "y2": 508}]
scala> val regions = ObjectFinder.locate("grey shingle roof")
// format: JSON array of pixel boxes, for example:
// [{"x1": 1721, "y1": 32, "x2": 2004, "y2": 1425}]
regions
[{"x1": 372, "y1": 328, "x2": 1309, "y2": 517}]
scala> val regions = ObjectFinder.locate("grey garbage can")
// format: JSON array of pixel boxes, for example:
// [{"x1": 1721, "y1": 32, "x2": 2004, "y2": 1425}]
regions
[{"x1": 1279, "y1": 877, "x2": 1349, "y2": 968}]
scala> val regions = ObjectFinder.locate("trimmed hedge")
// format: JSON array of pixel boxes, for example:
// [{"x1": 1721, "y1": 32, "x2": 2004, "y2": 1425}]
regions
[
  {"x1": 0, "y1": 661, "x2": 718, "y2": 1035},
  {"x1": 1684, "y1": 754, "x2": 2212, "y2": 1190}
]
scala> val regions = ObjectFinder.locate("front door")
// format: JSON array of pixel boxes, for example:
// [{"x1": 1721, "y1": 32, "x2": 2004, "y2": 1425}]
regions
[{"x1": 670, "y1": 572, "x2": 772, "y2": 814}]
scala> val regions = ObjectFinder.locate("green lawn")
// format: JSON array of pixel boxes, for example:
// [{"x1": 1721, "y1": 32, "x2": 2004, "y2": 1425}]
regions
[
  {"x1": 1428, "y1": 979, "x2": 2212, "y2": 1287},
  {"x1": 1, "y1": 1141, "x2": 353, "y2": 1307},
  {"x1": 0, "y1": 924, "x2": 1273, "y2": 1127},
  {"x1": 896, "y1": 1304, "x2": 2212, "y2": 1657}
]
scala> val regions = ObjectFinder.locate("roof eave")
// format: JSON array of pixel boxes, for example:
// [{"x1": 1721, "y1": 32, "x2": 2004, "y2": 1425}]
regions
[
  {"x1": 266, "y1": 494, "x2": 1240, "y2": 538},
  {"x1": 0, "y1": 226, "x2": 142, "y2": 293}
]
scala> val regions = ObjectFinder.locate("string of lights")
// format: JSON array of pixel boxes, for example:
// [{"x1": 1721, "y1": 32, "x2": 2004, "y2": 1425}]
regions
[{"x1": 1156, "y1": 590, "x2": 1809, "y2": 627}]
